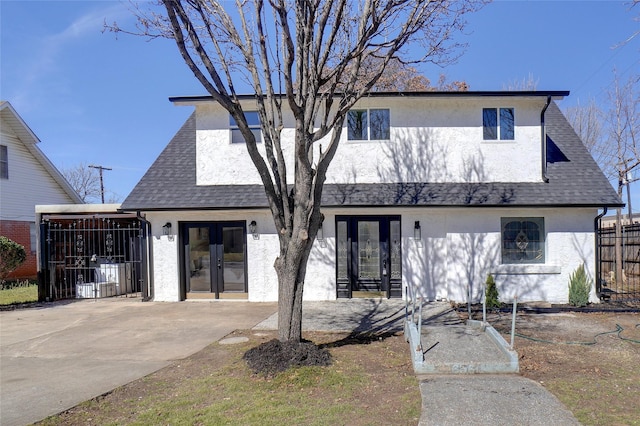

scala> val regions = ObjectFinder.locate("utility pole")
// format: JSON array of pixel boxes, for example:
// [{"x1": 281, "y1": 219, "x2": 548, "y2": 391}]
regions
[{"x1": 88, "y1": 164, "x2": 112, "y2": 203}]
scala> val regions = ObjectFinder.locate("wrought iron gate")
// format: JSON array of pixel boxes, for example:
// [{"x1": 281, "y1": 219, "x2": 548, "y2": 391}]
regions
[
  {"x1": 598, "y1": 223, "x2": 640, "y2": 302},
  {"x1": 39, "y1": 215, "x2": 149, "y2": 301}
]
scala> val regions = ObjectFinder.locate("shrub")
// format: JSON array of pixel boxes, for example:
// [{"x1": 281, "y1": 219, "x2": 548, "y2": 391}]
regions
[
  {"x1": 0, "y1": 236, "x2": 27, "y2": 281},
  {"x1": 485, "y1": 274, "x2": 501, "y2": 310},
  {"x1": 568, "y1": 264, "x2": 592, "y2": 307}
]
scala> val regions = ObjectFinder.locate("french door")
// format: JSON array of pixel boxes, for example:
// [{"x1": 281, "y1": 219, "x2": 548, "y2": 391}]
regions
[
  {"x1": 336, "y1": 216, "x2": 402, "y2": 298},
  {"x1": 181, "y1": 222, "x2": 247, "y2": 299}
]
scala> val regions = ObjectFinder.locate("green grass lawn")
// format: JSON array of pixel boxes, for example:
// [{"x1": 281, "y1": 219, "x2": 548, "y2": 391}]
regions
[{"x1": 0, "y1": 284, "x2": 38, "y2": 305}]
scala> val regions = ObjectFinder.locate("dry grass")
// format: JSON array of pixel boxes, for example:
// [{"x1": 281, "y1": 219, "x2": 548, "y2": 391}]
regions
[{"x1": 37, "y1": 330, "x2": 421, "y2": 426}]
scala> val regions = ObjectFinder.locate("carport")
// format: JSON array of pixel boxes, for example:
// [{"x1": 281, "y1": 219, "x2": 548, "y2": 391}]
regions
[{"x1": 36, "y1": 204, "x2": 152, "y2": 302}]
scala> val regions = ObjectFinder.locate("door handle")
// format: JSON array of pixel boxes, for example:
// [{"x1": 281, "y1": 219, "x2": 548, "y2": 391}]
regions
[{"x1": 217, "y1": 258, "x2": 222, "y2": 269}]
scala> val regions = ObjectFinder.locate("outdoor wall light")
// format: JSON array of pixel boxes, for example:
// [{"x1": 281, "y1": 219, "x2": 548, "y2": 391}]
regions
[
  {"x1": 162, "y1": 222, "x2": 172, "y2": 236},
  {"x1": 249, "y1": 220, "x2": 258, "y2": 239},
  {"x1": 414, "y1": 221, "x2": 421, "y2": 240}
]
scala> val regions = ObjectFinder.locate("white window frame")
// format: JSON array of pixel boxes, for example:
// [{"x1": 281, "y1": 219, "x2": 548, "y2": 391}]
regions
[
  {"x1": 483, "y1": 107, "x2": 515, "y2": 141},
  {"x1": 230, "y1": 112, "x2": 262, "y2": 144},
  {"x1": 347, "y1": 108, "x2": 390, "y2": 141}
]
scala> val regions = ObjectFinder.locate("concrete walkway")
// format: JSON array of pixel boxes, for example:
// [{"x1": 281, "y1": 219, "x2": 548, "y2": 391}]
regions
[
  {"x1": 257, "y1": 299, "x2": 579, "y2": 426},
  {"x1": 0, "y1": 298, "x2": 276, "y2": 426}
]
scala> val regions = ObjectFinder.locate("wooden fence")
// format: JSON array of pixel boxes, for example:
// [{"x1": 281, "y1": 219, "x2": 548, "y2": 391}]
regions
[{"x1": 598, "y1": 222, "x2": 640, "y2": 301}]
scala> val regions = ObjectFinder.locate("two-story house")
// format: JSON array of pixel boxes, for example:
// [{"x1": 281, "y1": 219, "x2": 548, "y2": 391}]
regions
[
  {"x1": 1, "y1": 101, "x2": 82, "y2": 280},
  {"x1": 121, "y1": 91, "x2": 622, "y2": 304}
]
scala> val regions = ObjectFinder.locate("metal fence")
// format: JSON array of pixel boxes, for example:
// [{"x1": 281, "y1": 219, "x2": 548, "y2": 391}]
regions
[
  {"x1": 598, "y1": 222, "x2": 640, "y2": 302},
  {"x1": 39, "y1": 215, "x2": 148, "y2": 301}
]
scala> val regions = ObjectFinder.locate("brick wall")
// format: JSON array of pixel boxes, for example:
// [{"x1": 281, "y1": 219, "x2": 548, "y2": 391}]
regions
[{"x1": 0, "y1": 220, "x2": 37, "y2": 280}]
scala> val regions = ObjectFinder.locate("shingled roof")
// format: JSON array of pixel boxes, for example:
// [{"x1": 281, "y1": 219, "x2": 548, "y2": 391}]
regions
[{"x1": 121, "y1": 101, "x2": 622, "y2": 211}]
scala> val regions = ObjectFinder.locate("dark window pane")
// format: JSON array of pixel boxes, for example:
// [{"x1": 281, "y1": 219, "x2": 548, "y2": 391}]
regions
[
  {"x1": 483, "y1": 108, "x2": 497, "y2": 140},
  {"x1": 370, "y1": 109, "x2": 390, "y2": 140},
  {"x1": 500, "y1": 108, "x2": 514, "y2": 140},
  {"x1": 229, "y1": 111, "x2": 260, "y2": 127},
  {"x1": 0, "y1": 145, "x2": 7, "y2": 179},
  {"x1": 231, "y1": 129, "x2": 244, "y2": 144},
  {"x1": 347, "y1": 110, "x2": 368, "y2": 140},
  {"x1": 244, "y1": 111, "x2": 260, "y2": 127}
]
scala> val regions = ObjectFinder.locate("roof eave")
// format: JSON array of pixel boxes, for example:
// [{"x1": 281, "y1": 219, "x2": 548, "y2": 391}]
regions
[{"x1": 169, "y1": 90, "x2": 570, "y2": 105}]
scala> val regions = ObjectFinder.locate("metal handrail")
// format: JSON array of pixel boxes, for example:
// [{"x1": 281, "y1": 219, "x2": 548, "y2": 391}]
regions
[{"x1": 405, "y1": 284, "x2": 423, "y2": 353}]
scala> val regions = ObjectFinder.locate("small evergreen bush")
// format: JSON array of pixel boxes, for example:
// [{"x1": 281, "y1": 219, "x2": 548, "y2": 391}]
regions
[
  {"x1": 568, "y1": 264, "x2": 592, "y2": 307},
  {"x1": 485, "y1": 274, "x2": 501, "y2": 310},
  {"x1": 0, "y1": 236, "x2": 27, "y2": 281}
]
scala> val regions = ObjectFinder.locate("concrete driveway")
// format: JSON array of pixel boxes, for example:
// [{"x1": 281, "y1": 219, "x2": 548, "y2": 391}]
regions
[{"x1": 0, "y1": 298, "x2": 276, "y2": 426}]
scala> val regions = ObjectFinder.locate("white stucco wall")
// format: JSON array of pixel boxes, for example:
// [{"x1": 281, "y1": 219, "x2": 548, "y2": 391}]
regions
[
  {"x1": 144, "y1": 207, "x2": 600, "y2": 305},
  {"x1": 179, "y1": 95, "x2": 548, "y2": 187},
  {"x1": 402, "y1": 208, "x2": 598, "y2": 304}
]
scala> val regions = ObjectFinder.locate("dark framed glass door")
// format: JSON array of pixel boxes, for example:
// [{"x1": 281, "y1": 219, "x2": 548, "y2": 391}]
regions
[
  {"x1": 181, "y1": 222, "x2": 247, "y2": 298},
  {"x1": 336, "y1": 216, "x2": 402, "y2": 298}
]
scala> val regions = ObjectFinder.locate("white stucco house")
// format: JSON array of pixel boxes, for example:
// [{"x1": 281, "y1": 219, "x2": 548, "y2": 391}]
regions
[{"x1": 120, "y1": 91, "x2": 622, "y2": 304}]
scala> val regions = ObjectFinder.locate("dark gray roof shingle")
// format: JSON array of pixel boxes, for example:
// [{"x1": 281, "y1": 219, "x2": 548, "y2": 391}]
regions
[{"x1": 121, "y1": 102, "x2": 622, "y2": 211}]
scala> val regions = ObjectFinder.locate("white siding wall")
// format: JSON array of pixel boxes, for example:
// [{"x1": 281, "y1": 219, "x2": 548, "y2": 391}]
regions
[
  {"x1": 187, "y1": 96, "x2": 547, "y2": 187},
  {"x1": 1, "y1": 126, "x2": 76, "y2": 222},
  {"x1": 147, "y1": 207, "x2": 599, "y2": 305}
]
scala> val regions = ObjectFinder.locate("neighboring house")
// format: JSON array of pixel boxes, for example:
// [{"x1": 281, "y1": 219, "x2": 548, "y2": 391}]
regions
[
  {"x1": 121, "y1": 91, "x2": 622, "y2": 304},
  {"x1": 0, "y1": 101, "x2": 82, "y2": 280},
  {"x1": 601, "y1": 213, "x2": 640, "y2": 228}
]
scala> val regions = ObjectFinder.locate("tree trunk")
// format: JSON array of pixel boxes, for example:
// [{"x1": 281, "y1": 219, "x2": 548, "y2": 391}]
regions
[{"x1": 275, "y1": 239, "x2": 314, "y2": 342}]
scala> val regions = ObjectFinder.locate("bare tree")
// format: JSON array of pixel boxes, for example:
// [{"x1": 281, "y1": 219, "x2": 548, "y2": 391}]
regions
[
  {"x1": 606, "y1": 72, "x2": 639, "y2": 284},
  {"x1": 613, "y1": 0, "x2": 640, "y2": 49},
  {"x1": 347, "y1": 57, "x2": 469, "y2": 92},
  {"x1": 502, "y1": 73, "x2": 539, "y2": 91},
  {"x1": 110, "y1": 0, "x2": 483, "y2": 343},
  {"x1": 62, "y1": 163, "x2": 102, "y2": 203},
  {"x1": 565, "y1": 99, "x2": 615, "y2": 178}
]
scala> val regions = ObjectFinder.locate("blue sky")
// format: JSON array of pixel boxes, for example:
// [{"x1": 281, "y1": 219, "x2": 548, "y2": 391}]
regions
[{"x1": 1, "y1": 0, "x2": 639, "y2": 211}]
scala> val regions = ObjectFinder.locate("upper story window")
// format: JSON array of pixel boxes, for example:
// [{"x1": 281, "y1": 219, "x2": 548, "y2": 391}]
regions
[
  {"x1": 501, "y1": 217, "x2": 545, "y2": 264},
  {"x1": 230, "y1": 111, "x2": 262, "y2": 143},
  {"x1": 347, "y1": 109, "x2": 390, "y2": 141},
  {"x1": 0, "y1": 145, "x2": 8, "y2": 179},
  {"x1": 483, "y1": 108, "x2": 514, "y2": 140}
]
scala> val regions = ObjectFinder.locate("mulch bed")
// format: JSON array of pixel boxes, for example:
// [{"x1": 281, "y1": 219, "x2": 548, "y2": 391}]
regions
[{"x1": 243, "y1": 339, "x2": 332, "y2": 375}]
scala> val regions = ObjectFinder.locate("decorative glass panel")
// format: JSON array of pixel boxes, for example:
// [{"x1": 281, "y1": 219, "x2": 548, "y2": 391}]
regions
[
  {"x1": 337, "y1": 221, "x2": 349, "y2": 280},
  {"x1": 501, "y1": 218, "x2": 545, "y2": 264},
  {"x1": 483, "y1": 108, "x2": 497, "y2": 140},
  {"x1": 347, "y1": 110, "x2": 368, "y2": 140},
  {"x1": 390, "y1": 220, "x2": 402, "y2": 280},
  {"x1": 357, "y1": 221, "x2": 380, "y2": 279},
  {"x1": 370, "y1": 109, "x2": 390, "y2": 139},
  {"x1": 500, "y1": 108, "x2": 514, "y2": 140}
]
